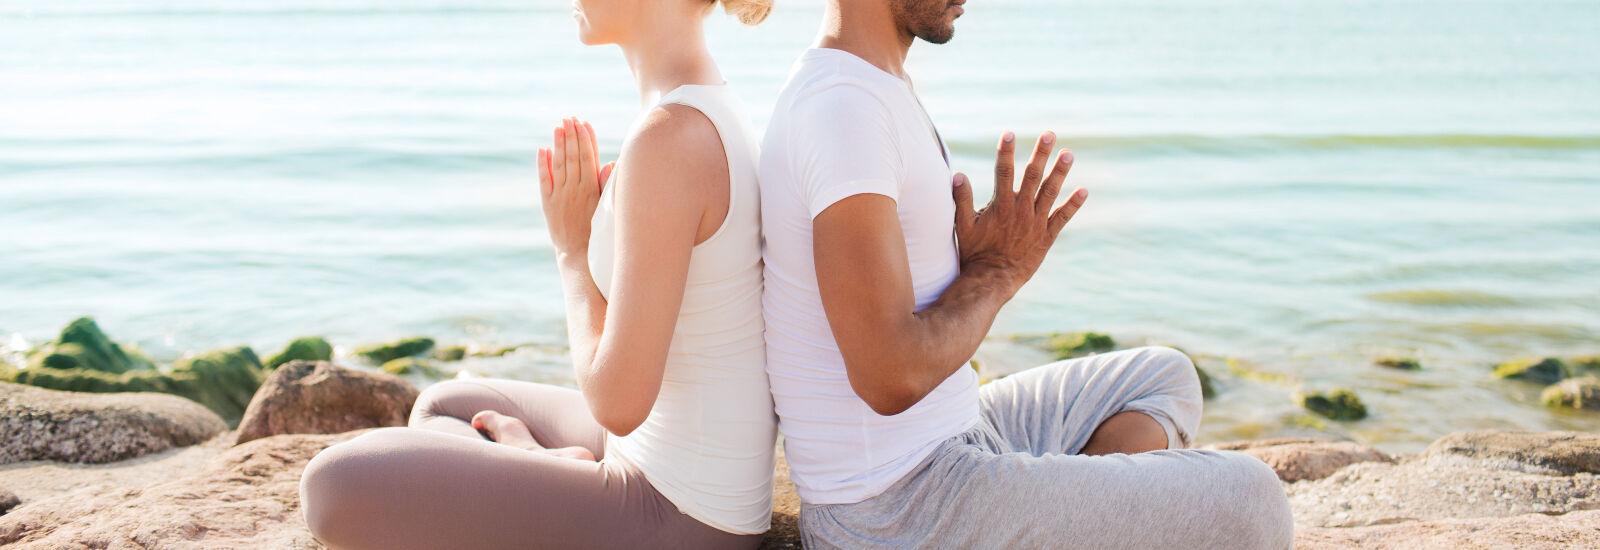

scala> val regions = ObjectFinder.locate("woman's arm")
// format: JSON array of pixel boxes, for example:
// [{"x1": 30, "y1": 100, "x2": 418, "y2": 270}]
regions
[{"x1": 539, "y1": 107, "x2": 728, "y2": 436}]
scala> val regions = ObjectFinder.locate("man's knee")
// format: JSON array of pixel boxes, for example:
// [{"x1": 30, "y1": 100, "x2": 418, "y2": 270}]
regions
[
  {"x1": 1218, "y1": 451, "x2": 1295, "y2": 549},
  {"x1": 1135, "y1": 346, "x2": 1202, "y2": 397}
]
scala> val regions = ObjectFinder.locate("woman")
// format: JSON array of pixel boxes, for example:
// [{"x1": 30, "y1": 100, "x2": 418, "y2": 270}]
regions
[{"x1": 298, "y1": 0, "x2": 777, "y2": 548}]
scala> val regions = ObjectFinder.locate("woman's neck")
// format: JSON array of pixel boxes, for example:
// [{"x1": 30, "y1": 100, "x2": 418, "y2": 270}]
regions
[{"x1": 618, "y1": 18, "x2": 723, "y2": 109}]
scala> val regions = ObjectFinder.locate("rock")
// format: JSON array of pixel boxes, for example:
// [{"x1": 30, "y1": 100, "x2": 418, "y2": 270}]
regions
[
  {"x1": 1422, "y1": 430, "x2": 1600, "y2": 476},
  {"x1": 1573, "y1": 355, "x2": 1600, "y2": 373},
  {"x1": 0, "y1": 488, "x2": 17, "y2": 515},
  {"x1": 1210, "y1": 438, "x2": 1391, "y2": 482},
  {"x1": 1296, "y1": 510, "x2": 1600, "y2": 549},
  {"x1": 1046, "y1": 332, "x2": 1115, "y2": 360},
  {"x1": 1195, "y1": 364, "x2": 1216, "y2": 399},
  {"x1": 1288, "y1": 431, "x2": 1600, "y2": 528},
  {"x1": 234, "y1": 361, "x2": 418, "y2": 446},
  {"x1": 1492, "y1": 357, "x2": 1567, "y2": 384},
  {"x1": 432, "y1": 346, "x2": 467, "y2": 361},
  {"x1": 265, "y1": 337, "x2": 333, "y2": 370},
  {"x1": 168, "y1": 346, "x2": 266, "y2": 425},
  {"x1": 380, "y1": 357, "x2": 447, "y2": 378},
  {"x1": 0, "y1": 430, "x2": 370, "y2": 548},
  {"x1": 0, "y1": 382, "x2": 225, "y2": 464},
  {"x1": 1543, "y1": 377, "x2": 1600, "y2": 411},
  {"x1": 353, "y1": 337, "x2": 435, "y2": 364},
  {"x1": 1374, "y1": 357, "x2": 1420, "y2": 370},
  {"x1": 1300, "y1": 389, "x2": 1368, "y2": 421},
  {"x1": 25, "y1": 317, "x2": 155, "y2": 374},
  {"x1": 0, "y1": 345, "x2": 264, "y2": 426}
]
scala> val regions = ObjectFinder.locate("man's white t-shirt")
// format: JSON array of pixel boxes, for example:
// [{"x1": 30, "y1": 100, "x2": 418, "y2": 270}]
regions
[{"x1": 760, "y1": 48, "x2": 981, "y2": 505}]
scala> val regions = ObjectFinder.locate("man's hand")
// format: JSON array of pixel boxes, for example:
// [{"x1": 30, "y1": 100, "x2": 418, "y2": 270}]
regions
[{"x1": 952, "y1": 130, "x2": 1087, "y2": 297}]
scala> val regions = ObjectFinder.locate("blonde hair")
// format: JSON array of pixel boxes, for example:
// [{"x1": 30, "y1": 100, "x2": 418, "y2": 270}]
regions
[{"x1": 717, "y1": 0, "x2": 772, "y2": 25}]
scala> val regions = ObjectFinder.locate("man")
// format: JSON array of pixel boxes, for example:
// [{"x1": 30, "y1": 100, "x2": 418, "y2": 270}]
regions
[{"x1": 758, "y1": 0, "x2": 1296, "y2": 548}]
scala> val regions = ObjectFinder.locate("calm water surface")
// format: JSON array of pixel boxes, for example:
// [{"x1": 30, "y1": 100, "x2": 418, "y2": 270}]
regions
[{"x1": 3, "y1": 0, "x2": 1598, "y2": 450}]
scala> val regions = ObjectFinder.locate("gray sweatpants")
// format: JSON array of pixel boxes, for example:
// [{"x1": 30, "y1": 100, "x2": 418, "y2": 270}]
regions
[{"x1": 798, "y1": 346, "x2": 1295, "y2": 549}]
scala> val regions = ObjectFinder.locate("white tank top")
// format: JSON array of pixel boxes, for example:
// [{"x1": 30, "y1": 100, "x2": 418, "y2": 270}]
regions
[{"x1": 587, "y1": 84, "x2": 776, "y2": 535}]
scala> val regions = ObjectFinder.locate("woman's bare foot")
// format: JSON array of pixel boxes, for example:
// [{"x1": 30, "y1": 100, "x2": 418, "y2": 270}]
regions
[{"x1": 471, "y1": 410, "x2": 596, "y2": 461}]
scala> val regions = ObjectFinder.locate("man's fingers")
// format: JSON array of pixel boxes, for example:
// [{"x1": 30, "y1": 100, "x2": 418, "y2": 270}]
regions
[
  {"x1": 1047, "y1": 187, "x2": 1089, "y2": 236},
  {"x1": 952, "y1": 172, "x2": 975, "y2": 234},
  {"x1": 1036, "y1": 149, "x2": 1074, "y2": 217},
  {"x1": 992, "y1": 131, "x2": 1015, "y2": 203},
  {"x1": 1017, "y1": 131, "x2": 1054, "y2": 205}
]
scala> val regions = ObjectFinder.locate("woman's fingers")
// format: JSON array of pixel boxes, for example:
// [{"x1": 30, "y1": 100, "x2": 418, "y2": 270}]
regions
[
  {"x1": 552, "y1": 125, "x2": 567, "y2": 190},
  {"x1": 598, "y1": 161, "x2": 616, "y2": 192},
  {"x1": 537, "y1": 148, "x2": 553, "y2": 198},
  {"x1": 576, "y1": 120, "x2": 596, "y2": 192},
  {"x1": 1036, "y1": 149, "x2": 1073, "y2": 217},
  {"x1": 563, "y1": 118, "x2": 581, "y2": 189},
  {"x1": 583, "y1": 120, "x2": 600, "y2": 178},
  {"x1": 1017, "y1": 131, "x2": 1054, "y2": 206}
]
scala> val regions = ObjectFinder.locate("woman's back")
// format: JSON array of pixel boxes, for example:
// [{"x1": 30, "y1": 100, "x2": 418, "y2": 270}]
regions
[{"x1": 587, "y1": 83, "x2": 776, "y2": 535}]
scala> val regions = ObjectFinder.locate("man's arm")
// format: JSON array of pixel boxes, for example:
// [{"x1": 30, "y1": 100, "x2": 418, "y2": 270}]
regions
[{"x1": 814, "y1": 131, "x2": 1086, "y2": 415}]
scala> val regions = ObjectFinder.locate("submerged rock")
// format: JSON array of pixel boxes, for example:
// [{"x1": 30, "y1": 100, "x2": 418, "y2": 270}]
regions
[
  {"x1": 1195, "y1": 364, "x2": 1216, "y2": 400},
  {"x1": 1300, "y1": 389, "x2": 1368, "y2": 421},
  {"x1": 0, "y1": 382, "x2": 225, "y2": 464},
  {"x1": 354, "y1": 337, "x2": 435, "y2": 364},
  {"x1": 1211, "y1": 438, "x2": 1391, "y2": 482},
  {"x1": 1046, "y1": 332, "x2": 1116, "y2": 360},
  {"x1": 432, "y1": 345, "x2": 468, "y2": 361},
  {"x1": 1374, "y1": 357, "x2": 1421, "y2": 370},
  {"x1": 1543, "y1": 377, "x2": 1600, "y2": 411},
  {"x1": 266, "y1": 337, "x2": 334, "y2": 370},
  {"x1": 25, "y1": 317, "x2": 155, "y2": 375},
  {"x1": 0, "y1": 346, "x2": 263, "y2": 426},
  {"x1": 234, "y1": 361, "x2": 418, "y2": 445},
  {"x1": 1492, "y1": 357, "x2": 1567, "y2": 384},
  {"x1": 0, "y1": 430, "x2": 370, "y2": 548},
  {"x1": 381, "y1": 357, "x2": 447, "y2": 378}
]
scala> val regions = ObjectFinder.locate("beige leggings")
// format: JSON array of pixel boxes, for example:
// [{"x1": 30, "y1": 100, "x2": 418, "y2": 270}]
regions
[{"x1": 299, "y1": 379, "x2": 763, "y2": 550}]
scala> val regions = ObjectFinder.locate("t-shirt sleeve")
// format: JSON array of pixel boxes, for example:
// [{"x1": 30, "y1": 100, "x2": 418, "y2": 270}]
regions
[{"x1": 788, "y1": 84, "x2": 902, "y2": 219}]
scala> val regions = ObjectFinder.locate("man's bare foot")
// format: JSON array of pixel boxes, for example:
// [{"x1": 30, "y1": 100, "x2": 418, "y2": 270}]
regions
[{"x1": 471, "y1": 410, "x2": 596, "y2": 461}]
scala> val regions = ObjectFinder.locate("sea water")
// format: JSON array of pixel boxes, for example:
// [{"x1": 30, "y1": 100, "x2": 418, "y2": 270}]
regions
[{"x1": 2, "y1": 0, "x2": 1597, "y2": 449}]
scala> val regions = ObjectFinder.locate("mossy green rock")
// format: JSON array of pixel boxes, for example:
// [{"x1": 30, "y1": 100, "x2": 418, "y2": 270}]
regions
[
  {"x1": 1375, "y1": 357, "x2": 1422, "y2": 370},
  {"x1": 354, "y1": 337, "x2": 435, "y2": 364},
  {"x1": 1542, "y1": 377, "x2": 1600, "y2": 411},
  {"x1": 26, "y1": 317, "x2": 155, "y2": 374},
  {"x1": 432, "y1": 346, "x2": 468, "y2": 362},
  {"x1": 1572, "y1": 356, "x2": 1600, "y2": 374},
  {"x1": 380, "y1": 357, "x2": 446, "y2": 378},
  {"x1": 1196, "y1": 365, "x2": 1216, "y2": 399},
  {"x1": 265, "y1": 337, "x2": 333, "y2": 369},
  {"x1": 1493, "y1": 357, "x2": 1568, "y2": 385},
  {"x1": 1047, "y1": 332, "x2": 1115, "y2": 360},
  {"x1": 0, "y1": 346, "x2": 263, "y2": 425},
  {"x1": 1301, "y1": 389, "x2": 1368, "y2": 421}
]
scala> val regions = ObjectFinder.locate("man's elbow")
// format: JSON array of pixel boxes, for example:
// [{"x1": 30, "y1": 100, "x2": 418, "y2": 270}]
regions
[{"x1": 849, "y1": 373, "x2": 922, "y2": 416}]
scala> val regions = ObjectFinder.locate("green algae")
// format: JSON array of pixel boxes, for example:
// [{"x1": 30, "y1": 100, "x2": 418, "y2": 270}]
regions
[
  {"x1": 1375, "y1": 357, "x2": 1422, "y2": 370},
  {"x1": 1493, "y1": 357, "x2": 1568, "y2": 385},
  {"x1": 1300, "y1": 389, "x2": 1368, "y2": 421},
  {"x1": 26, "y1": 317, "x2": 156, "y2": 374},
  {"x1": 1, "y1": 345, "x2": 263, "y2": 425},
  {"x1": 265, "y1": 336, "x2": 333, "y2": 369},
  {"x1": 1045, "y1": 332, "x2": 1116, "y2": 360},
  {"x1": 354, "y1": 337, "x2": 435, "y2": 364}
]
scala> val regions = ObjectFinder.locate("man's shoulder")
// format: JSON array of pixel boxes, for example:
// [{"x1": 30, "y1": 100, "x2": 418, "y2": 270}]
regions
[{"x1": 782, "y1": 57, "x2": 901, "y2": 121}]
